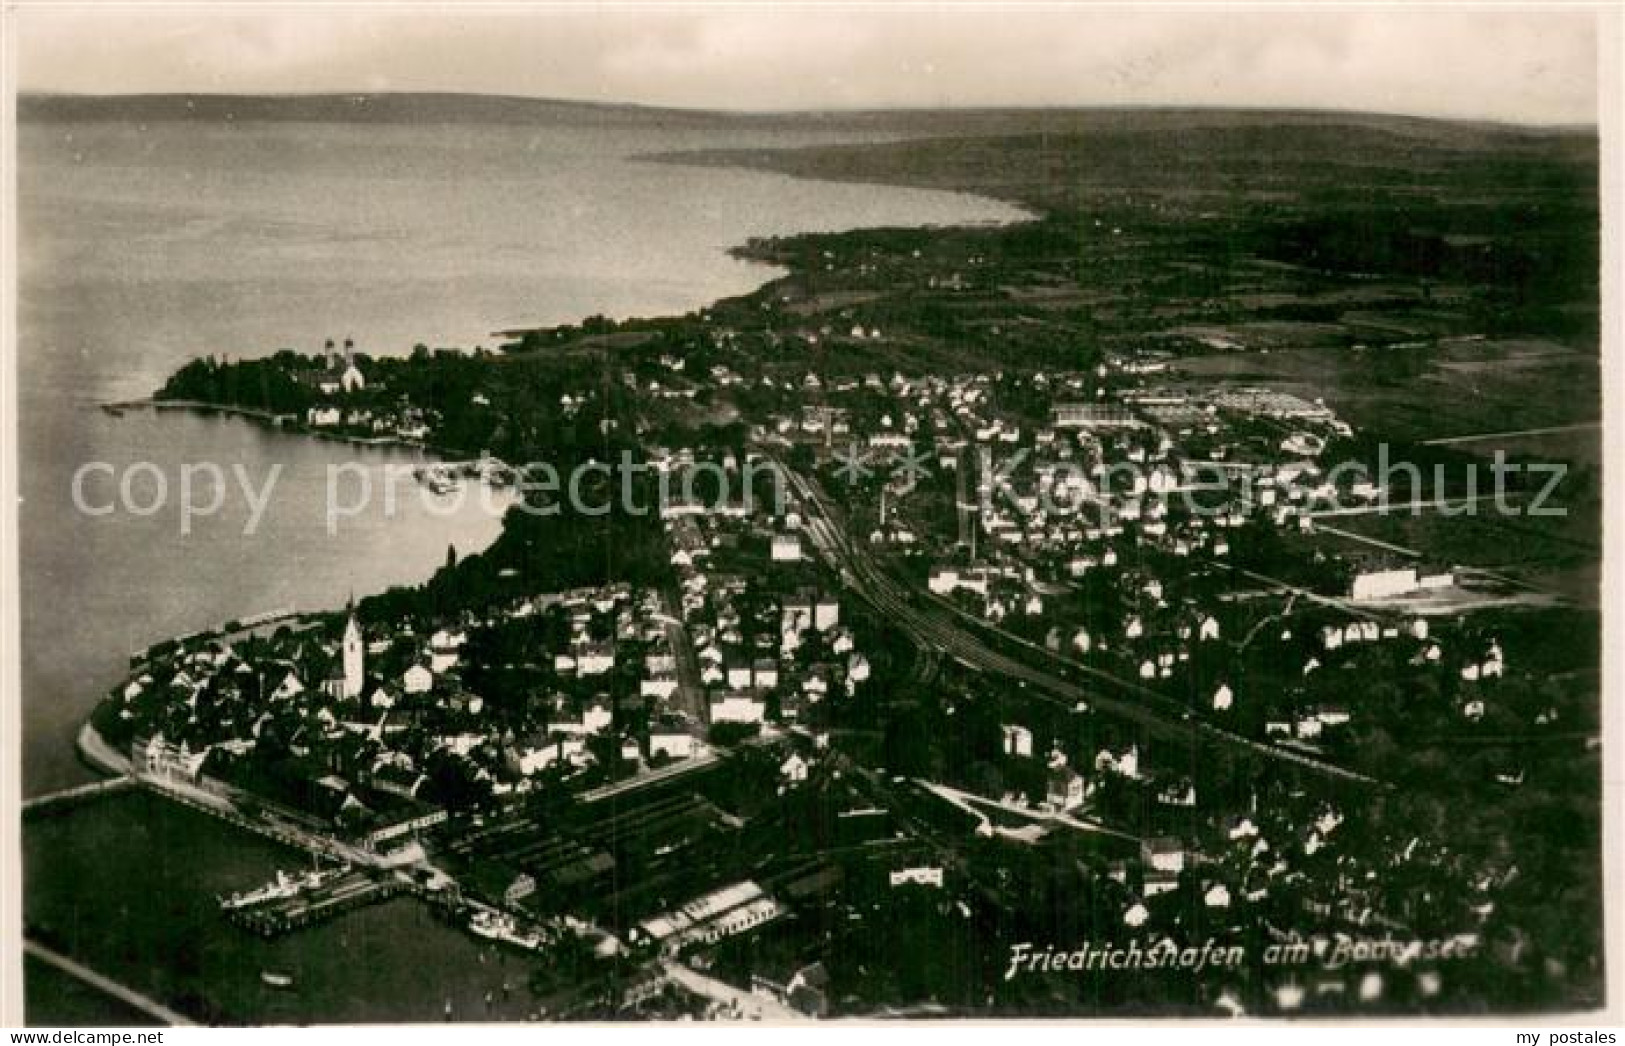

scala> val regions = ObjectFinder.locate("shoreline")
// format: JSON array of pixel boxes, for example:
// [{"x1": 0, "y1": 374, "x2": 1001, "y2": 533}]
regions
[
  {"x1": 73, "y1": 720, "x2": 131, "y2": 780},
  {"x1": 101, "y1": 397, "x2": 462, "y2": 459},
  {"x1": 639, "y1": 148, "x2": 1044, "y2": 224},
  {"x1": 71, "y1": 718, "x2": 388, "y2": 867},
  {"x1": 19, "y1": 100, "x2": 1599, "y2": 1026},
  {"x1": 54, "y1": 165, "x2": 1039, "y2": 828}
]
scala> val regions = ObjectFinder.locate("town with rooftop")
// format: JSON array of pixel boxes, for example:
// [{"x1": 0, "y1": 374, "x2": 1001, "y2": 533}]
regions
[{"x1": 70, "y1": 114, "x2": 1602, "y2": 1019}]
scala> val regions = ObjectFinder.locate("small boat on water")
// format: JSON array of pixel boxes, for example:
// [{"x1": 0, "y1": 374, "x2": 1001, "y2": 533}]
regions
[
  {"x1": 261, "y1": 970, "x2": 295, "y2": 989},
  {"x1": 468, "y1": 909, "x2": 544, "y2": 951},
  {"x1": 412, "y1": 465, "x2": 462, "y2": 495},
  {"x1": 221, "y1": 870, "x2": 300, "y2": 911},
  {"x1": 220, "y1": 861, "x2": 351, "y2": 911}
]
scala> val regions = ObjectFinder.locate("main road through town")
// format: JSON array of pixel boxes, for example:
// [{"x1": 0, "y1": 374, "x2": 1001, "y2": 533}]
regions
[{"x1": 769, "y1": 458, "x2": 1381, "y2": 788}]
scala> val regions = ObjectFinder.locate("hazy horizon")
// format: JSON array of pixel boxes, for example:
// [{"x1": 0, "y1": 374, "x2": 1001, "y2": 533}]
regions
[
  {"x1": 13, "y1": 6, "x2": 1600, "y2": 127},
  {"x1": 17, "y1": 88, "x2": 1602, "y2": 130}
]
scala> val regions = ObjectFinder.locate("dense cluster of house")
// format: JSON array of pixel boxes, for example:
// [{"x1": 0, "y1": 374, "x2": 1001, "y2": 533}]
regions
[
  {"x1": 660, "y1": 459, "x2": 870, "y2": 730},
  {"x1": 103, "y1": 583, "x2": 702, "y2": 844},
  {"x1": 731, "y1": 354, "x2": 1549, "y2": 978},
  {"x1": 103, "y1": 490, "x2": 876, "y2": 847}
]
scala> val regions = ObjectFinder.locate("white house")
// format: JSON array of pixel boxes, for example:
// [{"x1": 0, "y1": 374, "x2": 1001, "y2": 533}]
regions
[
  {"x1": 650, "y1": 731, "x2": 696, "y2": 760},
  {"x1": 1001, "y1": 724, "x2": 1034, "y2": 758},
  {"x1": 578, "y1": 644, "x2": 615, "y2": 676},
  {"x1": 889, "y1": 866, "x2": 944, "y2": 888},
  {"x1": 583, "y1": 702, "x2": 614, "y2": 734},
  {"x1": 1350, "y1": 567, "x2": 1418, "y2": 601},
  {"x1": 780, "y1": 753, "x2": 809, "y2": 783},
  {"x1": 1046, "y1": 756, "x2": 1085, "y2": 812},
  {"x1": 641, "y1": 675, "x2": 680, "y2": 701},
  {"x1": 429, "y1": 643, "x2": 459, "y2": 675},
  {"x1": 711, "y1": 692, "x2": 767, "y2": 724},
  {"x1": 1142, "y1": 837, "x2": 1187, "y2": 874}
]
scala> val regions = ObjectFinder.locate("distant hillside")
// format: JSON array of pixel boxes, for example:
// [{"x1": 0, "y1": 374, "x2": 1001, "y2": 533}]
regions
[
  {"x1": 18, "y1": 91, "x2": 1594, "y2": 142},
  {"x1": 23, "y1": 93, "x2": 1596, "y2": 267},
  {"x1": 656, "y1": 120, "x2": 1597, "y2": 215},
  {"x1": 17, "y1": 92, "x2": 778, "y2": 128}
]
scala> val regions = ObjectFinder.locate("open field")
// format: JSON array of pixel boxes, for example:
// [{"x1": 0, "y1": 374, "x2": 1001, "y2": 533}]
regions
[
  {"x1": 1320, "y1": 508, "x2": 1600, "y2": 605},
  {"x1": 1434, "y1": 425, "x2": 1603, "y2": 470},
  {"x1": 1177, "y1": 339, "x2": 1599, "y2": 444}
]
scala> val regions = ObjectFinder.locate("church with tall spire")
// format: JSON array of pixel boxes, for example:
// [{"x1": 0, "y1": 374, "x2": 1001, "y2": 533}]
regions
[{"x1": 340, "y1": 602, "x2": 365, "y2": 700}]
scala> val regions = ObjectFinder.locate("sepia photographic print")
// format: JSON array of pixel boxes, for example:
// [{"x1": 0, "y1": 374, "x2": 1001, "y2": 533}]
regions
[{"x1": 1, "y1": 1, "x2": 1621, "y2": 1029}]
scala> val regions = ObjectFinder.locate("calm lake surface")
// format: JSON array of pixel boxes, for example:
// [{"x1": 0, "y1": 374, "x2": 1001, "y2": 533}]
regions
[
  {"x1": 18, "y1": 118, "x2": 1024, "y2": 796},
  {"x1": 25, "y1": 792, "x2": 554, "y2": 1023},
  {"x1": 17, "y1": 114, "x2": 1024, "y2": 1023}
]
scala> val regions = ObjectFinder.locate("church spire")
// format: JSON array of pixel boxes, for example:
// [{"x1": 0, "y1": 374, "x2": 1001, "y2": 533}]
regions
[{"x1": 341, "y1": 596, "x2": 364, "y2": 700}]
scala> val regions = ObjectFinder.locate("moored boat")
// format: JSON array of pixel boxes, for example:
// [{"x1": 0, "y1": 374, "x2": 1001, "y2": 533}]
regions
[
  {"x1": 221, "y1": 870, "x2": 299, "y2": 911},
  {"x1": 468, "y1": 909, "x2": 544, "y2": 951},
  {"x1": 221, "y1": 860, "x2": 351, "y2": 911}
]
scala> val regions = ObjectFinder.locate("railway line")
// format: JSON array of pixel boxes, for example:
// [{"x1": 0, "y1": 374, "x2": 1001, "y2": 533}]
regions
[{"x1": 772, "y1": 458, "x2": 1382, "y2": 788}]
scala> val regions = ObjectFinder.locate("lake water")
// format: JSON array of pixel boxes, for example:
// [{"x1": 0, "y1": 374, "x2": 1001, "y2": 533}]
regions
[
  {"x1": 17, "y1": 113, "x2": 1024, "y2": 1022},
  {"x1": 18, "y1": 118, "x2": 1024, "y2": 797},
  {"x1": 25, "y1": 791, "x2": 557, "y2": 1023}
]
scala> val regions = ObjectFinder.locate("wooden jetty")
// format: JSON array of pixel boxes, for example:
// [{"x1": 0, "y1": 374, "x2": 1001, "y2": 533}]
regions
[
  {"x1": 21, "y1": 776, "x2": 137, "y2": 819},
  {"x1": 225, "y1": 870, "x2": 414, "y2": 938}
]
